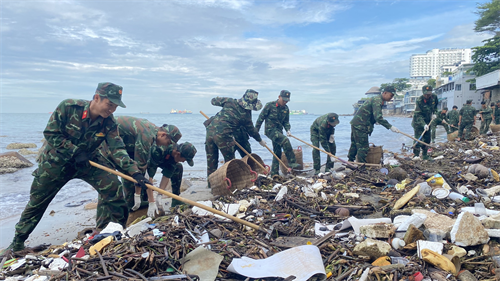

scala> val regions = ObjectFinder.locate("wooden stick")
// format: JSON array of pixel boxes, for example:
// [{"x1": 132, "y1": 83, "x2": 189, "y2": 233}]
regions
[
  {"x1": 262, "y1": 143, "x2": 291, "y2": 173},
  {"x1": 200, "y1": 111, "x2": 268, "y2": 174},
  {"x1": 412, "y1": 116, "x2": 436, "y2": 148},
  {"x1": 89, "y1": 161, "x2": 268, "y2": 234},
  {"x1": 398, "y1": 131, "x2": 435, "y2": 148}
]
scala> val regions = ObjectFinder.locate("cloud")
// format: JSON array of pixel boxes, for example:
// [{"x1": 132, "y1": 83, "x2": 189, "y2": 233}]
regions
[{"x1": 437, "y1": 23, "x2": 491, "y2": 48}]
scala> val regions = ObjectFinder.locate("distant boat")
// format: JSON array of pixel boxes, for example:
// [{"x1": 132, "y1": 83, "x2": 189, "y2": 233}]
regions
[
  {"x1": 170, "y1": 109, "x2": 192, "y2": 114},
  {"x1": 290, "y1": 110, "x2": 308, "y2": 115}
]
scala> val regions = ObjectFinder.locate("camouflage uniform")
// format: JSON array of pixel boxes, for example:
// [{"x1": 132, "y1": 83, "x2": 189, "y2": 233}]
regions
[
  {"x1": 458, "y1": 103, "x2": 476, "y2": 140},
  {"x1": 348, "y1": 95, "x2": 392, "y2": 163},
  {"x1": 13, "y1": 83, "x2": 141, "y2": 250},
  {"x1": 97, "y1": 116, "x2": 183, "y2": 212},
  {"x1": 234, "y1": 127, "x2": 252, "y2": 158},
  {"x1": 205, "y1": 90, "x2": 262, "y2": 177},
  {"x1": 430, "y1": 111, "x2": 450, "y2": 143},
  {"x1": 310, "y1": 113, "x2": 339, "y2": 173},
  {"x1": 255, "y1": 90, "x2": 299, "y2": 175},
  {"x1": 446, "y1": 109, "x2": 460, "y2": 133},
  {"x1": 479, "y1": 105, "x2": 492, "y2": 135},
  {"x1": 412, "y1": 88, "x2": 438, "y2": 157},
  {"x1": 495, "y1": 104, "x2": 500, "y2": 125}
]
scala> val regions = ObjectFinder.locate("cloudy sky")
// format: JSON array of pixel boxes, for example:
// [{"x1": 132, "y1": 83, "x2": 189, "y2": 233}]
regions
[{"x1": 0, "y1": 0, "x2": 492, "y2": 114}]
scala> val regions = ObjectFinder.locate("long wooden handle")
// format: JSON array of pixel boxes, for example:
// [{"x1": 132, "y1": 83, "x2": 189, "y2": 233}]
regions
[
  {"x1": 412, "y1": 117, "x2": 436, "y2": 148},
  {"x1": 89, "y1": 161, "x2": 267, "y2": 233},
  {"x1": 200, "y1": 111, "x2": 268, "y2": 174},
  {"x1": 263, "y1": 143, "x2": 290, "y2": 173},
  {"x1": 399, "y1": 131, "x2": 435, "y2": 148}
]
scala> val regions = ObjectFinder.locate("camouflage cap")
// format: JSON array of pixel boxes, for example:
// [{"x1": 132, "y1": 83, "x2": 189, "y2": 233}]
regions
[
  {"x1": 178, "y1": 142, "x2": 197, "y2": 166},
  {"x1": 238, "y1": 89, "x2": 263, "y2": 111},
  {"x1": 96, "y1": 82, "x2": 126, "y2": 108},
  {"x1": 161, "y1": 124, "x2": 182, "y2": 143},
  {"x1": 481, "y1": 101, "x2": 486, "y2": 105},
  {"x1": 280, "y1": 90, "x2": 291, "y2": 101},
  {"x1": 443, "y1": 107, "x2": 448, "y2": 111},
  {"x1": 327, "y1": 113, "x2": 339, "y2": 126},
  {"x1": 383, "y1": 86, "x2": 396, "y2": 94},
  {"x1": 466, "y1": 99, "x2": 473, "y2": 104},
  {"x1": 492, "y1": 103, "x2": 496, "y2": 106},
  {"x1": 422, "y1": 85, "x2": 433, "y2": 94}
]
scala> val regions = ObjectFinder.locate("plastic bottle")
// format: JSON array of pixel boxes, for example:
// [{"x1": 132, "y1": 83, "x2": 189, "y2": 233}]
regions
[
  {"x1": 391, "y1": 238, "x2": 406, "y2": 250},
  {"x1": 448, "y1": 192, "x2": 470, "y2": 203}
]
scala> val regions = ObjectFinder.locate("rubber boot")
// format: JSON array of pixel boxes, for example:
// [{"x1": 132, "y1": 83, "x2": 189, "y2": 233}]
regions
[
  {"x1": 1, "y1": 238, "x2": 25, "y2": 255},
  {"x1": 413, "y1": 148, "x2": 420, "y2": 158}
]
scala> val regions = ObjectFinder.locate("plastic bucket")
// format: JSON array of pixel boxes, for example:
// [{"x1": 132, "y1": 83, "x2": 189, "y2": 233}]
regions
[{"x1": 208, "y1": 159, "x2": 257, "y2": 196}]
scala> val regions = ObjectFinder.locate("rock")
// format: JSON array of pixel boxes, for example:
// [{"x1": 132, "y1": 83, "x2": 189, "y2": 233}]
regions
[
  {"x1": 468, "y1": 164, "x2": 490, "y2": 179},
  {"x1": 353, "y1": 238, "x2": 392, "y2": 260},
  {"x1": 388, "y1": 167, "x2": 407, "y2": 181},
  {"x1": 18, "y1": 148, "x2": 39, "y2": 155},
  {"x1": 403, "y1": 224, "x2": 425, "y2": 245},
  {"x1": 450, "y1": 212, "x2": 490, "y2": 246},
  {"x1": 413, "y1": 209, "x2": 455, "y2": 234},
  {"x1": 0, "y1": 151, "x2": 34, "y2": 173},
  {"x1": 360, "y1": 223, "x2": 394, "y2": 238},
  {"x1": 6, "y1": 142, "x2": 37, "y2": 149},
  {"x1": 482, "y1": 213, "x2": 500, "y2": 229},
  {"x1": 84, "y1": 202, "x2": 98, "y2": 210},
  {"x1": 335, "y1": 208, "x2": 350, "y2": 217}
]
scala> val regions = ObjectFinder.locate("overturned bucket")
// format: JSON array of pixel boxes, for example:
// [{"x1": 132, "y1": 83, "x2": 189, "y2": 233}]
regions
[
  {"x1": 208, "y1": 159, "x2": 257, "y2": 196},
  {"x1": 280, "y1": 146, "x2": 303, "y2": 174},
  {"x1": 241, "y1": 153, "x2": 269, "y2": 175}
]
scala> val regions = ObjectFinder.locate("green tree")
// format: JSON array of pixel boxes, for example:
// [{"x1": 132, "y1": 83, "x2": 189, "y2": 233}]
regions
[
  {"x1": 427, "y1": 79, "x2": 436, "y2": 88},
  {"x1": 441, "y1": 71, "x2": 454, "y2": 76},
  {"x1": 380, "y1": 78, "x2": 411, "y2": 92},
  {"x1": 474, "y1": 0, "x2": 500, "y2": 36}
]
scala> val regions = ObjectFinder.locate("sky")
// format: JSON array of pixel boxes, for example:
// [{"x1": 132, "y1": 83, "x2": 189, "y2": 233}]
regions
[{"x1": 0, "y1": 0, "x2": 493, "y2": 114}]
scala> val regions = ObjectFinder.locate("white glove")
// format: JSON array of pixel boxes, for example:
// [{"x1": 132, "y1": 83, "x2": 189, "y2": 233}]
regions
[
  {"x1": 156, "y1": 194, "x2": 164, "y2": 211},
  {"x1": 131, "y1": 193, "x2": 141, "y2": 211},
  {"x1": 390, "y1": 126, "x2": 400, "y2": 133},
  {"x1": 432, "y1": 114, "x2": 437, "y2": 119},
  {"x1": 286, "y1": 130, "x2": 292, "y2": 137},
  {"x1": 259, "y1": 140, "x2": 267, "y2": 147},
  {"x1": 424, "y1": 124, "x2": 429, "y2": 131},
  {"x1": 330, "y1": 156, "x2": 335, "y2": 162},
  {"x1": 147, "y1": 202, "x2": 159, "y2": 217},
  {"x1": 329, "y1": 134, "x2": 335, "y2": 143}
]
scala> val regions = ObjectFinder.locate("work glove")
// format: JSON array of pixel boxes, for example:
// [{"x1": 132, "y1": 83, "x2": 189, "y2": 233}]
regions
[
  {"x1": 442, "y1": 120, "x2": 448, "y2": 125},
  {"x1": 147, "y1": 202, "x2": 159, "y2": 218},
  {"x1": 390, "y1": 126, "x2": 400, "y2": 133},
  {"x1": 329, "y1": 134, "x2": 335, "y2": 143},
  {"x1": 132, "y1": 173, "x2": 151, "y2": 191},
  {"x1": 286, "y1": 130, "x2": 292, "y2": 137},
  {"x1": 424, "y1": 124, "x2": 429, "y2": 131},
  {"x1": 432, "y1": 114, "x2": 437, "y2": 119},
  {"x1": 259, "y1": 140, "x2": 267, "y2": 147},
  {"x1": 156, "y1": 194, "x2": 164, "y2": 211},
  {"x1": 74, "y1": 150, "x2": 91, "y2": 170},
  {"x1": 330, "y1": 156, "x2": 335, "y2": 162},
  {"x1": 131, "y1": 194, "x2": 141, "y2": 211}
]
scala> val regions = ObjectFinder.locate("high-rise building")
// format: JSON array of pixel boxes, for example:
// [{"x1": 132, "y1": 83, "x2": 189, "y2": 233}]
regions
[{"x1": 410, "y1": 48, "x2": 472, "y2": 79}]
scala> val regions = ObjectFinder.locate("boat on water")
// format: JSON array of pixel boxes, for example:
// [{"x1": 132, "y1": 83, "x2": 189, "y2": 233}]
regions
[
  {"x1": 170, "y1": 109, "x2": 193, "y2": 114},
  {"x1": 290, "y1": 110, "x2": 308, "y2": 115}
]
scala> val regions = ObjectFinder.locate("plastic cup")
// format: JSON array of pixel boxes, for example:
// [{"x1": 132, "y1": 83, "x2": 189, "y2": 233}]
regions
[{"x1": 475, "y1": 203, "x2": 487, "y2": 216}]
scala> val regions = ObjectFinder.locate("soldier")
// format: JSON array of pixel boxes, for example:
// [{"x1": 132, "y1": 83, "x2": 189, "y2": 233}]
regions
[
  {"x1": 430, "y1": 108, "x2": 450, "y2": 143},
  {"x1": 495, "y1": 101, "x2": 500, "y2": 125},
  {"x1": 233, "y1": 128, "x2": 251, "y2": 157},
  {"x1": 3, "y1": 83, "x2": 150, "y2": 253},
  {"x1": 205, "y1": 89, "x2": 265, "y2": 178},
  {"x1": 412, "y1": 85, "x2": 438, "y2": 160},
  {"x1": 348, "y1": 86, "x2": 400, "y2": 163},
  {"x1": 457, "y1": 99, "x2": 477, "y2": 141},
  {"x1": 255, "y1": 90, "x2": 301, "y2": 176},
  {"x1": 446, "y1": 105, "x2": 460, "y2": 133},
  {"x1": 479, "y1": 101, "x2": 493, "y2": 135},
  {"x1": 310, "y1": 113, "x2": 339, "y2": 175}
]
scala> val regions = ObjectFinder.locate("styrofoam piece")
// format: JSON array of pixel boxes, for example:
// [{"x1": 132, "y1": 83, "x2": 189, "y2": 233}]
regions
[
  {"x1": 397, "y1": 213, "x2": 427, "y2": 231},
  {"x1": 461, "y1": 207, "x2": 500, "y2": 216},
  {"x1": 100, "y1": 222, "x2": 124, "y2": 235},
  {"x1": 48, "y1": 258, "x2": 68, "y2": 271},
  {"x1": 417, "y1": 240, "x2": 443, "y2": 259},
  {"x1": 487, "y1": 229, "x2": 500, "y2": 238},
  {"x1": 192, "y1": 201, "x2": 240, "y2": 221},
  {"x1": 393, "y1": 215, "x2": 410, "y2": 228},
  {"x1": 126, "y1": 217, "x2": 152, "y2": 237},
  {"x1": 275, "y1": 186, "x2": 288, "y2": 201}
]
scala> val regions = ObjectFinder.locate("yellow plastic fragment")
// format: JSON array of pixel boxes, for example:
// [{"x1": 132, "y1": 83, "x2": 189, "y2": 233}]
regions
[
  {"x1": 395, "y1": 179, "x2": 408, "y2": 191},
  {"x1": 372, "y1": 256, "x2": 391, "y2": 267},
  {"x1": 421, "y1": 249, "x2": 457, "y2": 276},
  {"x1": 89, "y1": 236, "x2": 114, "y2": 256},
  {"x1": 491, "y1": 169, "x2": 499, "y2": 182},
  {"x1": 394, "y1": 184, "x2": 420, "y2": 210}
]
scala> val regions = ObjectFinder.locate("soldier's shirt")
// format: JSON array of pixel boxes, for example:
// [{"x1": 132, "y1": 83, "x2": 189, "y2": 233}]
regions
[
  {"x1": 495, "y1": 105, "x2": 500, "y2": 118},
  {"x1": 459, "y1": 104, "x2": 476, "y2": 122},
  {"x1": 311, "y1": 114, "x2": 335, "y2": 149},
  {"x1": 447, "y1": 110, "x2": 459, "y2": 126},
  {"x1": 350, "y1": 95, "x2": 391, "y2": 134},
  {"x1": 480, "y1": 107, "x2": 493, "y2": 120},
  {"x1": 412, "y1": 94, "x2": 438, "y2": 127},
  {"x1": 42, "y1": 99, "x2": 140, "y2": 175},
  {"x1": 255, "y1": 100, "x2": 291, "y2": 135}
]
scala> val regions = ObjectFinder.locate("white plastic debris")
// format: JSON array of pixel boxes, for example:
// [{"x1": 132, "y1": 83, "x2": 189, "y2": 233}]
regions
[{"x1": 275, "y1": 186, "x2": 288, "y2": 201}]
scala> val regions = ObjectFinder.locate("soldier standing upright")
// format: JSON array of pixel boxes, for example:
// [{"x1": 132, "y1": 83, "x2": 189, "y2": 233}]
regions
[
  {"x1": 205, "y1": 90, "x2": 265, "y2": 178},
  {"x1": 412, "y1": 85, "x2": 438, "y2": 160},
  {"x1": 479, "y1": 101, "x2": 493, "y2": 135},
  {"x1": 348, "y1": 86, "x2": 400, "y2": 163},
  {"x1": 457, "y1": 99, "x2": 477, "y2": 141},
  {"x1": 310, "y1": 113, "x2": 339, "y2": 175},
  {"x1": 495, "y1": 101, "x2": 500, "y2": 125},
  {"x1": 255, "y1": 90, "x2": 301, "y2": 176},
  {"x1": 4, "y1": 83, "x2": 150, "y2": 253},
  {"x1": 430, "y1": 108, "x2": 450, "y2": 143},
  {"x1": 447, "y1": 105, "x2": 460, "y2": 133}
]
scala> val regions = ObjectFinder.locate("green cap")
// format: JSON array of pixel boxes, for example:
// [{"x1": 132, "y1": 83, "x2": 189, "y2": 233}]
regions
[
  {"x1": 280, "y1": 90, "x2": 291, "y2": 101},
  {"x1": 161, "y1": 124, "x2": 182, "y2": 143},
  {"x1": 327, "y1": 113, "x2": 339, "y2": 126},
  {"x1": 383, "y1": 85, "x2": 396, "y2": 94},
  {"x1": 443, "y1": 107, "x2": 448, "y2": 111},
  {"x1": 238, "y1": 89, "x2": 262, "y2": 111},
  {"x1": 466, "y1": 99, "x2": 473, "y2": 104},
  {"x1": 178, "y1": 142, "x2": 197, "y2": 166},
  {"x1": 96, "y1": 82, "x2": 126, "y2": 108},
  {"x1": 422, "y1": 85, "x2": 433, "y2": 94}
]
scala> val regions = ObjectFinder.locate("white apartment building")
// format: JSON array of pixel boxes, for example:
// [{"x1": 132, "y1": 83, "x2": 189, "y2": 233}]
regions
[{"x1": 410, "y1": 48, "x2": 472, "y2": 79}]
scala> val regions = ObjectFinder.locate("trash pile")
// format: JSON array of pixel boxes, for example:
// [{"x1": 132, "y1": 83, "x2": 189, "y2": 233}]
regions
[{"x1": 2, "y1": 134, "x2": 500, "y2": 281}]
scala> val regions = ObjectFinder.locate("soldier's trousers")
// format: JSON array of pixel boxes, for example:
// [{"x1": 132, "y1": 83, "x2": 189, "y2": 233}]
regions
[
  {"x1": 413, "y1": 125, "x2": 430, "y2": 157},
  {"x1": 266, "y1": 130, "x2": 296, "y2": 175},
  {"x1": 205, "y1": 132, "x2": 235, "y2": 177},
  {"x1": 347, "y1": 126, "x2": 369, "y2": 163},
  {"x1": 430, "y1": 123, "x2": 450, "y2": 142},
  {"x1": 449, "y1": 124, "x2": 459, "y2": 133},
  {"x1": 480, "y1": 119, "x2": 492, "y2": 135},
  {"x1": 118, "y1": 163, "x2": 183, "y2": 211},
  {"x1": 14, "y1": 161, "x2": 127, "y2": 243},
  {"x1": 458, "y1": 122, "x2": 474, "y2": 140},
  {"x1": 311, "y1": 133, "x2": 336, "y2": 172},
  {"x1": 496, "y1": 118, "x2": 500, "y2": 125},
  {"x1": 234, "y1": 136, "x2": 251, "y2": 158}
]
